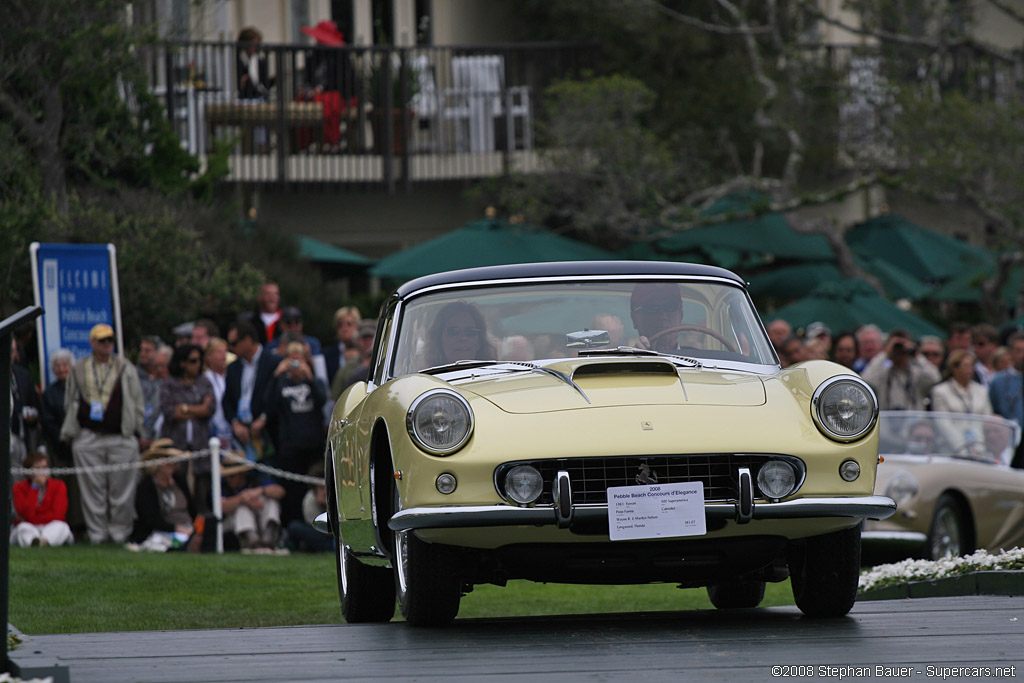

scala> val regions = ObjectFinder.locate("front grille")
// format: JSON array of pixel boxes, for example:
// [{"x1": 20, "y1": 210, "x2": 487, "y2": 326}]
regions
[{"x1": 497, "y1": 454, "x2": 793, "y2": 505}]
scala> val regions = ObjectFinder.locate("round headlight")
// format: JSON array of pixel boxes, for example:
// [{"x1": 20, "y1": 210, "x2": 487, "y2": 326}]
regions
[
  {"x1": 757, "y1": 460, "x2": 797, "y2": 499},
  {"x1": 436, "y1": 473, "x2": 457, "y2": 495},
  {"x1": 503, "y1": 465, "x2": 543, "y2": 505},
  {"x1": 885, "y1": 471, "x2": 919, "y2": 508},
  {"x1": 839, "y1": 459, "x2": 861, "y2": 482},
  {"x1": 812, "y1": 376, "x2": 878, "y2": 442},
  {"x1": 407, "y1": 390, "x2": 473, "y2": 455}
]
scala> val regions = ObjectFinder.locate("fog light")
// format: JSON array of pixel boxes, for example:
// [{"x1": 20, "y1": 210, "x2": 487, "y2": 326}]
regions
[
  {"x1": 436, "y1": 473, "x2": 457, "y2": 495},
  {"x1": 756, "y1": 460, "x2": 797, "y2": 499},
  {"x1": 504, "y1": 465, "x2": 543, "y2": 505},
  {"x1": 839, "y1": 459, "x2": 861, "y2": 482}
]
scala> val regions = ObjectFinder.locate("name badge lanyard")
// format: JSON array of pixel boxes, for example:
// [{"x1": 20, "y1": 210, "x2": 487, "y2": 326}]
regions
[{"x1": 90, "y1": 358, "x2": 116, "y2": 420}]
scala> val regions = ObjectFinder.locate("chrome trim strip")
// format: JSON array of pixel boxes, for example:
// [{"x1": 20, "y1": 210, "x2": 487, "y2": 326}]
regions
[
  {"x1": 404, "y1": 273, "x2": 745, "y2": 298},
  {"x1": 387, "y1": 495, "x2": 897, "y2": 531},
  {"x1": 861, "y1": 530, "x2": 928, "y2": 544}
]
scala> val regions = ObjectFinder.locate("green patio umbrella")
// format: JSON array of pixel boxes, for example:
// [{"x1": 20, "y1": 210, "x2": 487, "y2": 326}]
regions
[
  {"x1": 845, "y1": 214, "x2": 992, "y2": 282},
  {"x1": 655, "y1": 191, "x2": 834, "y2": 262},
  {"x1": 766, "y1": 279, "x2": 944, "y2": 338},
  {"x1": 299, "y1": 236, "x2": 374, "y2": 266},
  {"x1": 929, "y1": 260, "x2": 1023, "y2": 306},
  {"x1": 745, "y1": 256, "x2": 932, "y2": 301},
  {"x1": 370, "y1": 218, "x2": 615, "y2": 280}
]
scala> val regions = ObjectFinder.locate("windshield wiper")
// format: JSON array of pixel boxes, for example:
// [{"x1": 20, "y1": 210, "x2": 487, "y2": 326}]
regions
[
  {"x1": 423, "y1": 360, "x2": 591, "y2": 404},
  {"x1": 420, "y1": 359, "x2": 503, "y2": 375},
  {"x1": 578, "y1": 346, "x2": 703, "y2": 368}
]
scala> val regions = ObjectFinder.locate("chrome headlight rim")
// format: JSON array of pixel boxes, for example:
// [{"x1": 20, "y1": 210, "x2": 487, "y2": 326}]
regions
[
  {"x1": 811, "y1": 375, "x2": 879, "y2": 443},
  {"x1": 406, "y1": 389, "x2": 474, "y2": 456}
]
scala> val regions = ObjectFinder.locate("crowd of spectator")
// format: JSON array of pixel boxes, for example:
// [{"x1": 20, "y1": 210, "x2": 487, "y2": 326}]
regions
[
  {"x1": 9, "y1": 280, "x2": 373, "y2": 554},
  {"x1": 9, "y1": 280, "x2": 1024, "y2": 550},
  {"x1": 767, "y1": 317, "x2": 1024, "y2": 465}
]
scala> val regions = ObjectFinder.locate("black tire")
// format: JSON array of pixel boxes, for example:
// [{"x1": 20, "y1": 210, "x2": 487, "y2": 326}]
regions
[
  {"x1": 707, "y1": 580, "x2": 766, "y2": 609},
  {"x1": 393, "y1": 488, "x2": 462, "y2": 626},
  {"x1": 328, "y1": 462, "x2": 396, "y2": 623},
  {"x1": 789, "y1": 525, "x2": 861, "y2": 618},
  {"x1": 926, "y1": 494, "x2": 967, "y2": 560}
]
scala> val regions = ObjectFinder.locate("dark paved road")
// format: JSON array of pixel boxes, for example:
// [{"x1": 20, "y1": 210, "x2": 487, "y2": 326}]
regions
[{"x1": 10, "y1": 596, "x2": 1024, "y2": 682}]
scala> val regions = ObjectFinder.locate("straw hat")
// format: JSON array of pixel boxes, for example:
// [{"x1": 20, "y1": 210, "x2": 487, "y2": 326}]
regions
[{"x1": 141, "y1": 438, "x2": 185, "y2": 476}]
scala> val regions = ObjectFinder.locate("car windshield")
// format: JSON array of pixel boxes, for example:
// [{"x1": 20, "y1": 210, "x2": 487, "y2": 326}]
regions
[
  {"x1": 878, "y1": 410, "x2": 1022, "y2": 466},
  {"x1": 389, "y1": 278, "x2": 776, "y2": 377}
]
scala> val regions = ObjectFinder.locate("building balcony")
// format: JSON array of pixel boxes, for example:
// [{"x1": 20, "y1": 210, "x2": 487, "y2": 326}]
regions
[{"x1": 142, "y1": 41, "x2": 598, "y2": 191}]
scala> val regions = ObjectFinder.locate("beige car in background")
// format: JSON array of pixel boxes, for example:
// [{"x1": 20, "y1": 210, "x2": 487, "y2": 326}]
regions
[{"x1": 864, "y1": 410, "x2": 1024, "y2": 560}]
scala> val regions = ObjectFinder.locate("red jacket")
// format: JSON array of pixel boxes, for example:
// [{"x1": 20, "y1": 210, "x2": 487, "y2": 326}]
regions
[{"x1": 12, "y1": 478, "x2": 68, "y2": 526}]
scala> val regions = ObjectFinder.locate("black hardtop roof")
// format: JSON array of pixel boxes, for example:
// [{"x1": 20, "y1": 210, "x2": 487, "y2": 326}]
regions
[{"x1": 394, "y1": 260, "x2": 745, "y2": 297}]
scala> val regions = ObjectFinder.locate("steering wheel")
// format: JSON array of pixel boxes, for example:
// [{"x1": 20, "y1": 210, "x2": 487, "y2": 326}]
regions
[{"x1": 649, "y1": 325, "x2": 737, "y2": 353}]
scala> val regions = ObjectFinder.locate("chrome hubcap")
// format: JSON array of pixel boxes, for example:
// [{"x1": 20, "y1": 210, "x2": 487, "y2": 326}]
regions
[{"x1": 932, "y1": 508, "x2": 961, "y2": 558}]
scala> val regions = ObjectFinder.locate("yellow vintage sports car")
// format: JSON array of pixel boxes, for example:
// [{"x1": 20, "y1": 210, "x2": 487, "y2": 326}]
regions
[
  {"x1": 864, "y1": 410, "x2": 1024, "y2": 560},
  {"x1": 315, "y1": 261, "x2": 895, "y2": 625}
]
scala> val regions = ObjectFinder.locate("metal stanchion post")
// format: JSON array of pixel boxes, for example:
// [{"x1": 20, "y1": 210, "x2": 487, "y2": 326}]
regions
[
  {"x1": 209, "y1": 437, "x2": 223, "y2": 554},
  {"x1": 1, "y1": 306, "x2": 43, "y2": 675}
]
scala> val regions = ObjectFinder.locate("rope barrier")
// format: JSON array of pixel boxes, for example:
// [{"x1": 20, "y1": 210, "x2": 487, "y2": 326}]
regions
[{"x1": 10, "y1": 447, "x2": 326, "y2": 486}]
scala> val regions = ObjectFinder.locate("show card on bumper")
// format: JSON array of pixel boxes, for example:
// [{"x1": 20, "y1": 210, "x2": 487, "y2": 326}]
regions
[{"x1": 607, "y1": 482, "x2": 706, "y2": 541}]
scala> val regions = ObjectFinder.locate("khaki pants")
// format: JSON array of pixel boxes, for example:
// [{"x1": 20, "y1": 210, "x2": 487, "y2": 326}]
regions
[
  {"x1": 71, "y1": 429, "x2": 139, "y2": 544},
  {"x1": 225, "y1": 496, "x2": 281, "y2": 538}
]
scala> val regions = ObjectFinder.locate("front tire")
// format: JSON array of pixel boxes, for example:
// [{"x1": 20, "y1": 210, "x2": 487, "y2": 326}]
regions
[
  {"x1": 329, "y1": 463, "x2": 395, "y2": 623},
  {"x1": 707, "y1": 580, "x2": 766, "y2": 609},
  {"x1": 789, "y1": 526, "x2": 861, "y2": 618},
  {"x1": 393, "y1": 488, "x2": 462, "y2": 626}
]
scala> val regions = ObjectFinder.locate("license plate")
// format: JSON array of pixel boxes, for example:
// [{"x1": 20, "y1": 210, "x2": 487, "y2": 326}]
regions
[{"x1": 607, "y1": 481, "x2": 706, "y2": 541}]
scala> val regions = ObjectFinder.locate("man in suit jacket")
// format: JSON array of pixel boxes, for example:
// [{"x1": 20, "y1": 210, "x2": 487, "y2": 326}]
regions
[{"x1": 223, "y1": 320, "x2": 280, "y2": 458}]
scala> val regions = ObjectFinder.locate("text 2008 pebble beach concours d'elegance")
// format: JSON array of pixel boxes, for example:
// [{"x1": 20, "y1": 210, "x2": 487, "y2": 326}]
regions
[{"x1": 314, "y1": 261, "x2": 896, "y2": 626}]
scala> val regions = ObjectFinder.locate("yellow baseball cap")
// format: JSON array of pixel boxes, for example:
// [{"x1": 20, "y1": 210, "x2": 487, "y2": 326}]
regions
[{"x1": 89, "y1": 323, "x2": 115, "y2": 342}]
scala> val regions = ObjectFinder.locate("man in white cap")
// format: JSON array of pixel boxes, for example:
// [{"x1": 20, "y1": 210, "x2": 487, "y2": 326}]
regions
[{"x1": 60, "y1": 323, "x2": 145, "y2": 544}]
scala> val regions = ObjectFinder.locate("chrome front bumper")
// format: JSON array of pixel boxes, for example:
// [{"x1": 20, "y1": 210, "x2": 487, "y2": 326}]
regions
[{"x1": 388, "y1": 495, "x2": 897, "y2": 532}]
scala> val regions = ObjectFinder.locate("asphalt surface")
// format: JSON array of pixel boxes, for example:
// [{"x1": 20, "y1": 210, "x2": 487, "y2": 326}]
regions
[{"x1": 9, "y1": 595, "x2": 1024, "y2": 682}]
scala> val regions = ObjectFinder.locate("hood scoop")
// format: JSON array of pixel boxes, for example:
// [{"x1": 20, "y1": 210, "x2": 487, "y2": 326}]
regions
[{"x1": 571, "y1": 360, "x2": 680, "y2": 379}]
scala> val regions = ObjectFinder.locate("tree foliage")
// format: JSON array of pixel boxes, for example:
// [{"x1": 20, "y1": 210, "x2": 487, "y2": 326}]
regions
[
  {"x1": 0, "y1": 0, "x2": 341, "y2": 351},
  {"x1": 500, "y1": 0, "x2": 1024, "y2": 320}
]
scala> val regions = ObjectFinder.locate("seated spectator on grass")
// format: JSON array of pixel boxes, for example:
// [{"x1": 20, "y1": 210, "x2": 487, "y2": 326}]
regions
[
  {"x1": 220, "y1": 460, "x2": 286, "y2": 552},
  {"x1": 129, "y1": 440, "x2": 196, "y2": 552},
  {"x1": 286, "y1": 463, "x2": 332, "y2": 553},
  {"x1": 10, "y1": 452, "x2": 73, "y2": 547}
]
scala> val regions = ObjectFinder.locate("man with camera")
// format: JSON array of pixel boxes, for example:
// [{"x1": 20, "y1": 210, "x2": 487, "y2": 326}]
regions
[{"x1": 861, "y1": 328, "x2": 941, "y2": 411}]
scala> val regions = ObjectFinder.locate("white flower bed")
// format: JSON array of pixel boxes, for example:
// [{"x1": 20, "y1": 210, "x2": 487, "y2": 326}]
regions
[{"x1": 859, "y1": 547, "x2": 1024, "y2": 592}]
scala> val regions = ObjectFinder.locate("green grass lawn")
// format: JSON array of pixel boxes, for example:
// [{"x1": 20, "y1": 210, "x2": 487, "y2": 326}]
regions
[{"x1": 8, "y1": 546, "x2": 796, "y2": 634}]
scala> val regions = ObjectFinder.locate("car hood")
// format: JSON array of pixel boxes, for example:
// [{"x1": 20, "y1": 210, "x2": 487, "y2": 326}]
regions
[{"x1": 438, "y1": 357, "x2": 767, "y2": 414}]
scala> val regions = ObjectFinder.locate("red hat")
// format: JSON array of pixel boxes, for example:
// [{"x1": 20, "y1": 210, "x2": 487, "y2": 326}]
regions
[{"x1": 301, "y1": 19, "x2": 345, "y2": 46}]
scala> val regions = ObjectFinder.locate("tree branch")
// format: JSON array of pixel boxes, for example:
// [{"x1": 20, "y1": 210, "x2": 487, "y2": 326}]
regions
[{"x1": 639, "y1": 0, "x2": 772, "y2": 35}]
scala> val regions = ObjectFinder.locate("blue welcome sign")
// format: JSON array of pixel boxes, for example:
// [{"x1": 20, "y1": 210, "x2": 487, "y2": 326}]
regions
[{"x1": 31, "y1": 243, "x2": 123, "y2": 386}]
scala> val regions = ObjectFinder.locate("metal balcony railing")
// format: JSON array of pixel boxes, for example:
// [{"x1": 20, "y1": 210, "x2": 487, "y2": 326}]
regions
[{"x1": 138, "y1": 41, "x2": 599, "y2": 191}]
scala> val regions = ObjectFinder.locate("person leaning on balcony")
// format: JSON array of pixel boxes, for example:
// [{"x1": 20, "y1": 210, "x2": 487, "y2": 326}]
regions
[
  {"x1": 299, "y1": 19, "x2": 354, "y2": 153},
  {"x1": 861, "y1": 329, "x2": 940, "y2": 411},
  {"x1": 60, "y1": 323, "x2": 145, "y2": 545},
  {"x1": 237, "y1": 26, "x2": 274, "y2": 100},
  {"x1": 236, "y1": 26, "x2": 275, "y2": 153}
]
